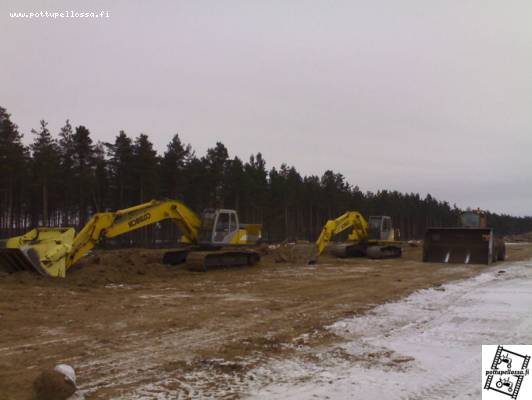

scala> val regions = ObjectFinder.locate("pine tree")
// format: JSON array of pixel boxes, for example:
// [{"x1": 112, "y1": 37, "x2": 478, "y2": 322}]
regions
[
  {"x1": 224, "y1": 156, "x2": 245, "y2": 210},
  {"x1": 58, "y1": 120, "x2": 76, "y2": 224},
  {"x1": 106, "y1": 131, "x2": 135, "y2": 208},
  {"x1": 93, "y1": 142, "x2": 109, "y2": 212},
  {"x1": 204, "y1": 142, "x2": 229, "y2": 207},
  {"x1": 30, "y1": 120, "x2": 61, "y2": 225},
  {"x1": 0, "y1": 107, "x2": 29, "y2": 234},
  {"x1": 132, "y1": 134, "x2": 159, "y2": 203},
  {"x1": 72, "y1": 125, "x2": 95, "y2": 225},
  {"x1": 160, "y1": 133, "x2": 193, "y2": 200},
  {"x1": 244, "y1": 153, "x2": 268, "y2": 222},
  {"x1": 131, "y1": 134, "x2": 159, "y2": 244}
]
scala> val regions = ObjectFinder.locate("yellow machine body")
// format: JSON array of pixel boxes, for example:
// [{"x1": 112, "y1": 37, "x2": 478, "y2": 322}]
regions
[
  {"x1": 0, "y1": 228, "x2": 75, "y2": 278},
  {"x1": 0, "y1": 200, "x2": 262, "y2": 277},
  {"x1": 315, "y1": 211, "x2": 368, "y2": 255}
]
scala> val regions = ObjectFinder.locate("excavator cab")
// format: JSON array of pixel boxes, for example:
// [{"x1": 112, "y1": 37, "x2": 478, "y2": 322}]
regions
[
  {"x1": 367, "y1": 216, "x2": 394, "y2": 241},
  {"x1": 198, "y1": 209, "x2": 240, "y2": 246},
  {"x1": 185, "y1": 208, "x2": 260, "y2": 270}
]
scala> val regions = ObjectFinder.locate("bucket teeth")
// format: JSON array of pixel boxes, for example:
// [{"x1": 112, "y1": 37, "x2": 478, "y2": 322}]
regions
[
  {"x1": 0, "y1": 248, "x2": 37, "y2": 273},
  {"x1": 0, "y1": 228, "x2": 74, "y2": 277}
]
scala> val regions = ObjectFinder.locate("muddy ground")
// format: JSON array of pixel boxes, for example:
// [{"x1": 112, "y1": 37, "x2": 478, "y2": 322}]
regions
[{"x1": 1, "y1": 244, "x2": 532, "y2": 399}]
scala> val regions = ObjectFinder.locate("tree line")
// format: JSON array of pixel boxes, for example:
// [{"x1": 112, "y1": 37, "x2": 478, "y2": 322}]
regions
[{"x1": 1, "y1": 106, "x2": 531, "y2": 244}]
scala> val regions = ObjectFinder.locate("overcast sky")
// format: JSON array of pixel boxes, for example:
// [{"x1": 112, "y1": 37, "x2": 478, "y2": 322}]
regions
[{"x1": 2, "y1": 0, "x2": 531, "y2": 216}]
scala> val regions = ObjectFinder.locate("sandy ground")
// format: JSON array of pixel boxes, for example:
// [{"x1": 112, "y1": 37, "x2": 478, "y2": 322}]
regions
[
  {"x1": 248, "y1": 254, "x2": 532, "y2": 399},
  {"x1": 1, "y1": 244, "x2": 531, "y2": 399}
]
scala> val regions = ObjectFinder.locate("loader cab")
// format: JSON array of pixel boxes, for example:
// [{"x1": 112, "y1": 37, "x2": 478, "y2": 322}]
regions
[
  {"x1": 368, "y1": 216, "x2": 394, "y2": 241},
  {"x1": 460, "y1": 211, "x2": 487, "y2": 228},
  {"x1": 198, "y1": 209, "x2": 240, "y2": 246}
]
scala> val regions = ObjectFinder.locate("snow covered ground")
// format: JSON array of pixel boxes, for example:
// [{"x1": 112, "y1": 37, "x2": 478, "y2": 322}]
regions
[{"x1": 247, "y1": 260, "x2": 532, "y2": 399}]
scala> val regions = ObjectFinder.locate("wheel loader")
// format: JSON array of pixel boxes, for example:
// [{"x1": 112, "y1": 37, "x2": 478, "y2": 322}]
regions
[
  {"x1": 317, "y1": 212, "x2": 402, "y2": 259},
  {"x1": 422, "y1": 209, "x2": 506, "y2": 265},
  {"x1": 0, "y1": 199, "x2": 262, "y2": 277}
]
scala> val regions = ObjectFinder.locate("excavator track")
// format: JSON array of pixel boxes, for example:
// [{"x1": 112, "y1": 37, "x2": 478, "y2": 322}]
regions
[
  {"x1": 328, "y1": 242, "x2": 402, "y2": 259},
  {"x1": 328, "y1": 243, "x2": 366, "y2": 258},
  {"x1": 164, "y1": 249, "x2": 260, "y2": 272},
  {"x1": 366, "y1": 244, "x2": 402, "y2": 259}
]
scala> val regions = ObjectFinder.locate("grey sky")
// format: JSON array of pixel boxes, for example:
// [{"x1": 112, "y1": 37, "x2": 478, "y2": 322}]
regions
[{"x1": 2, "y1": 0, "x2": 531, "y2": 216}]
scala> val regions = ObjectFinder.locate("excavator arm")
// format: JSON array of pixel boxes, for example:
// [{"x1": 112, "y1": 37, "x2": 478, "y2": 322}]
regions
[
  {"x1": 67, "y1": 200, "x2": 201, "y2": 268},
  {"x1": 315, "y1": 212, "x2": 368, "y2": 255},
  {"x1": 0, "y1": 200, "x2": 202, "y2": 277}
]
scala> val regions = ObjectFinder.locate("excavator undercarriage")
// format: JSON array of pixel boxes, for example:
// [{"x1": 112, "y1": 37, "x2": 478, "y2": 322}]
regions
[
  {"x1": 162, "y1": 248, "x2": 261, "y2": 271},
  {"x1": 328, "y1": 241, "x2": 402, "y2": 259}
]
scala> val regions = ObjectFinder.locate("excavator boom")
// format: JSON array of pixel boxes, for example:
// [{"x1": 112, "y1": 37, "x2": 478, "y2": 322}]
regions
[
  {"x1": 315, "y1": 212, "x2": 368, "y2": 256},
  {"x1": 67, "y1": 200, "x2": 201, "y2": 268}
]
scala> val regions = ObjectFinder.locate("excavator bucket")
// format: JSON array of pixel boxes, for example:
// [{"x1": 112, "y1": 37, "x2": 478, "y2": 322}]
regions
[
  {"x1": 0, "y1": 228, "x2": 75, "y2": 277},
  {"x1": 422, "y1": 227, "x2": 493, "y2": 265}
]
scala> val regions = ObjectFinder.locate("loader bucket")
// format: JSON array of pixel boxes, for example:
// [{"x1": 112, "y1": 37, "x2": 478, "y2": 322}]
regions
[
  {"x1": 0, "y1": 228, "x2": 75, "y2": 277},
  {"x1": 422, "y1": 227, "x2": 493, "y2": 265}
]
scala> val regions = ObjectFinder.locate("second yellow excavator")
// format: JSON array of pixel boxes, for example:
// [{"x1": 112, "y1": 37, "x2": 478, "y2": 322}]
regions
[
  {"x1": 316, "y1": 212, "x2": 402, "y2": 259},
  {"x1": 0, "y1": 199, "x2": 262, "y2": 277}
]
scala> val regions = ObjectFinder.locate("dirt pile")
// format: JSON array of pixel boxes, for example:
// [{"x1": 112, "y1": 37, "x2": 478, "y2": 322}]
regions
[
  {"x1": 66, "y1": 249, "x2": 185, "y2": 286},
  {"x1": 505, "y1": 232, "x2": 532, "y2": 242},
  {"x1": 271, "y1": 242, "x2": 318, "y2": 264}
]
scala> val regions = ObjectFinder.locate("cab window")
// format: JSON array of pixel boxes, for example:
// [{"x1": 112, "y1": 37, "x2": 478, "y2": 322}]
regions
[{"x1": 216, "y1": 213, "x2": 231, "y2": 233}]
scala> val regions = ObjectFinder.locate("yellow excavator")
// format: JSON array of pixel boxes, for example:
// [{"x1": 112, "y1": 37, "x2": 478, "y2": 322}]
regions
[
  {"x1": 316, "y1": 212, "x2": 402, "y2": 259},
  {"x1": 0, "y1": 199, "x2": 262, "y2": 278}
]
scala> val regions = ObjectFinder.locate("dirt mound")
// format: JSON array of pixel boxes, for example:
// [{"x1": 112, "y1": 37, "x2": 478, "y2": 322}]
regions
[
  {"x1": 272, "y1": 242, "x2": 318, "y2": 264},
  {"x1": 505, "y1": 232, "x2": 532, "y2": 242},
  {"x1": 33, "y1": 369, "x2": 76, "y2": 400},
  {"x1": 66, "y1": 248, "x2": 186, "y2": 286}
]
